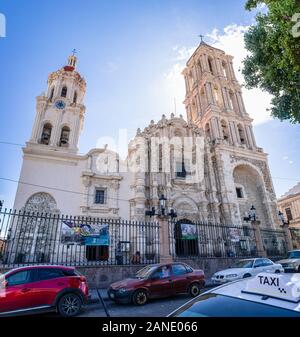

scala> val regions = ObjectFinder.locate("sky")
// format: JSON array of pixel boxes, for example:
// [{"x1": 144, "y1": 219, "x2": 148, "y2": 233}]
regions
[{"x1": 0, "y1": 0, "x2": 299, "y2": 208}]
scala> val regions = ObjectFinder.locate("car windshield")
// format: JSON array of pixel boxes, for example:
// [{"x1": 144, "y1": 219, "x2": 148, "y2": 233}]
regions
[
  {"x1": 230, "y1": 260, "x2": 254, "y2": 268},
  {"x1": 172, "y1": 293, "x2": 300, "y2": 317},
  {"x1": 287, "y1": 251, "x2": 300, "y2": 259},
  {"x1": 135, "y1": 265, "x2": 158, "y2": 279}
]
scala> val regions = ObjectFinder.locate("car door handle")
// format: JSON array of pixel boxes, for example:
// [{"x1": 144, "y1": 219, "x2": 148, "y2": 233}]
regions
[
  {"x1": 21, "y1": 288, "x2": 30, "y2": 293},
  {"x1": 168, "y1": 279, "x2": 173, "y2": 282}
]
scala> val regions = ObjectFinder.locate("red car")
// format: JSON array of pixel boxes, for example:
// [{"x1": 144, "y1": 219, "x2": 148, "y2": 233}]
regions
[
  {"x1": 0, "y1": 265, "x2": 89, "y2": 317},
  {"x1": 108, "y1": 262, "x2": 205, "y2": 305}
]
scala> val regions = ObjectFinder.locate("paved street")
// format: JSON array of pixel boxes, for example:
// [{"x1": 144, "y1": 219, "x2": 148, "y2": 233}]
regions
[{"x1": 79, "y1": 287, "x2": 213, "y2": 317}]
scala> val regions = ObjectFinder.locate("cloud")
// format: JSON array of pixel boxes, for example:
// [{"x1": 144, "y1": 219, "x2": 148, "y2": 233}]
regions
[{"x1": 163, "y1": 24, "x2": 273, "y2": 125}]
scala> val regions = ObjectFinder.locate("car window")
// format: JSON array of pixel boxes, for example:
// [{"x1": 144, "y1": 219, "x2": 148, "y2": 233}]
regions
[
  {"x1": 172, "y1": 264, "x2": 188, "y2": 276},
  {"x1": 152, "y1": 266, "x2": 171, "y2": 279},
  {"x1": 288, "y1": 251, "x2": 300, "y2": 259},
  {"x1": 231, "y1": 260, "x2": 254, "y2": 268},
  {"x1": 37, "y1": 268, "x2": 64, "y2": 281},
  {"x1": 254, "y1": 259, "x2": 264, "y2": 268},
  {"x1": 7, "y1": 270, "x2": 32, "y2": 286},
  {"x1": 172, "y1": 293, "x2": 300, "y2": 317},
  {"x1": 262, "y1": 259, "x2": 273, "y2": 266}
]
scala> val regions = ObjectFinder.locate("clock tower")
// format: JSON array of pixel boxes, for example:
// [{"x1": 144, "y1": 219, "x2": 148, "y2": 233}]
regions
[{"x1": 28, "y1": 52, "x2": 86, "y2": 153}]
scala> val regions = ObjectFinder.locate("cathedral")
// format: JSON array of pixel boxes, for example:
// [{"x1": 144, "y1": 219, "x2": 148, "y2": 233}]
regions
[{"x1": 13, "y1": 41, "x2": 281, "y2": 230}]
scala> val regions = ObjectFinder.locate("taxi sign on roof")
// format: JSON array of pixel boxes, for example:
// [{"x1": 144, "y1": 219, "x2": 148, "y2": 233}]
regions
[{"x1": 242, "y1": 273, "x2": 300, "y2": 303}]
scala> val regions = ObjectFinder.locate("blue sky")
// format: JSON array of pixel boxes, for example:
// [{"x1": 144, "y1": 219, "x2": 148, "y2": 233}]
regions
[{"x1": 0, "y1": 0, "x2": 299, "y2": 208}]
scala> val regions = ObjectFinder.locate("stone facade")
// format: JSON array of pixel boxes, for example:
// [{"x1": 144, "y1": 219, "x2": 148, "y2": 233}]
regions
[
  {"x1": 13, "y1": 44, "x2": 280, "y2": 231},
  {"x1": 278, "y1": 182, "x2": 300, "y2": 228}
]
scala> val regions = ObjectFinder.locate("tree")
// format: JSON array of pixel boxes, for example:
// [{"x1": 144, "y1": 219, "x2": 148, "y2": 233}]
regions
[{"x1": 242, "y1": 0, "x2": 300, "y2": 123}]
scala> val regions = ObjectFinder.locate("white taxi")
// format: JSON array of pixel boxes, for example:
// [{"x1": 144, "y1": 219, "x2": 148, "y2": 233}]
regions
[
  {"x1": 211, "y1": 258, "x2": 284, "y2": 284},
  {"x1": 169, "y1": 273, "x2": 300, "y2": 317}
]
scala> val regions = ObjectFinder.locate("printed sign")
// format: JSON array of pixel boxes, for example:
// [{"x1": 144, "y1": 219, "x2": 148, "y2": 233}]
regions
[
  {"x1": 61, "y1": 221, "x2": 109, "y2": 246},
  {"x1": 181, "y1": 223, "x2": 197, "y2": 240},
  {"x1": 229, "y1": 228, "x2": 241, "y2": 243}
]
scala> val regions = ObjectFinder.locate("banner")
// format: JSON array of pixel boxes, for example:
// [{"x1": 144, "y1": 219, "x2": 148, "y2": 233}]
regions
[
  {"x1": 61, "y1": 221, "x2": 109, "y2": 246},
  {"x1": 229, "y1": 228, "x2": 241, "y2": 243},
  {"x1": 181, "y1": 223, "x2": 197, "y2": 240}
]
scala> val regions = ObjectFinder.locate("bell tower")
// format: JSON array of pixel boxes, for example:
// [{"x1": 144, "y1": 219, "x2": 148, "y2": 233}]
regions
[
  {"x1": 182, "y1": 41, "x2": 280, "y2": 228},
  {"x1": 182, "y1": 41, "x2": 257, "y2": 150},
  {"x1": 28, "y1": 52, "x2": 86, "y2": 153}
]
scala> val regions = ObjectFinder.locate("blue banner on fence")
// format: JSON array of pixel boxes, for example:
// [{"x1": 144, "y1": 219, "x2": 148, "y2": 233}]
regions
[
  {"x1": 61, "y1": 221, "x2": 110, "y2": 245},
  {"x1": 84, "y1": 235, "x2": 109, "y2": 246}
]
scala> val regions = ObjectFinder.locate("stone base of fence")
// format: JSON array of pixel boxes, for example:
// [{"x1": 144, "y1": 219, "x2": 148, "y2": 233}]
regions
[{"x1": 0, "y1": 258, "x2": 246, "y2": 289}]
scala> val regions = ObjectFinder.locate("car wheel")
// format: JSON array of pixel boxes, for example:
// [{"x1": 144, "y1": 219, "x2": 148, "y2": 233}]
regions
[
  {"x1": 275, "y1": 270, "x2": 281, "y2": 274},
  {"x1": 189, "y1": 282, "x2": 201, "y2": 297},
  {"x1": 132, "y1": 289, "x2": 148, "y2": 306},
  {"x1": 243, "y1": 273, "x2": 251, "y2": 278},
  {"x1": 298, "y1": 266, "x2": 300, "y2": 273},
  {"x1": 57, "y1": 293, "x2": 82, "y2": 317}
]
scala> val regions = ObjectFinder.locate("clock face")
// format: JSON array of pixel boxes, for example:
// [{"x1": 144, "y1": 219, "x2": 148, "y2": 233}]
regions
[{"x1": 55, "y1": 100, "x2": 66, "y2": 110}]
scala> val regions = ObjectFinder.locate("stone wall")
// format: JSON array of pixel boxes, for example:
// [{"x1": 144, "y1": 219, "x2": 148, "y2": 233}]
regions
[{"x1": 0, "y1": 258, "x2": 239, "y2": 289}]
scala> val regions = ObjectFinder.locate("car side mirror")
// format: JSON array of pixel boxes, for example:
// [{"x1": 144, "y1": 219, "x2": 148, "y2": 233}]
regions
[{"x1": 1, "y1": 280, "x2": 8, "y2": 288}]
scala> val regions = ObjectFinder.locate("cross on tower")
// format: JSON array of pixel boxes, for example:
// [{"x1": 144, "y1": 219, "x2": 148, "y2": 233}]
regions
[{"x1": 198, "y1": 34, "x2": 205, "y2": 43}]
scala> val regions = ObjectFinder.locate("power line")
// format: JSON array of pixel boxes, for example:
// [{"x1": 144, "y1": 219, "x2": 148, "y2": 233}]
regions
[{"x1": 0, "y1": 177, "x2": 131, "y2": 204}]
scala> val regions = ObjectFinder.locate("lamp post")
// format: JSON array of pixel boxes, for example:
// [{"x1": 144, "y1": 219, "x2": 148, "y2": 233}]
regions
[
  {"x1": 278, "y1": 210, "x2": 289, "y2": 226},
  {"x1": 145, "y1": 194, "x2": 177, "y2": 264},
  {"x1": 145, "y1": 194, "x2": 177, "y2": 220},
  {"x1": 278, "y1": 210, "x2": 293, "y2": 251},
  {"x1": 243, "y1": 205, "x2": 266, "y2": 257}
]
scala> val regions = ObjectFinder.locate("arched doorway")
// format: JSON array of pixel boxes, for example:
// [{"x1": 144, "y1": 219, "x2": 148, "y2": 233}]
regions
[
  {"x1": 233, "y1": 164, "x2": 269, "y2": 226},
  {"x1": 174, "y1": 218, "x2": 199, "y2": 257}
]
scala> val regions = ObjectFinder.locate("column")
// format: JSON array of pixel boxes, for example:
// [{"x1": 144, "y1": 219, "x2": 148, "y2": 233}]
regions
[
  {"x1": 252, "y1": 221, "x2": 267, "y2": 257},
  {"x1": 157, "y1": 217, "x2": 173, "y2": 263},
  {"x1": 283, "y1": 224, "x2": 294, "y2": 252}
]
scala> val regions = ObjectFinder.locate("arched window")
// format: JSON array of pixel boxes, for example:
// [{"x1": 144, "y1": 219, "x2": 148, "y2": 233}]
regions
[
  {"x1": 49, "y1": 87, "x2": 55, "y2": 102},
  {"x1": 205, "y1": 123, "x2": 211, "y2": 139},
  {"x1": 61, "y1": 86, "x2": 67, "y2": 98},
  {"x1": 73, "y1": 91, "x2": 77, "y2": 104},
  {"x1": 59, "y1": 126, "x2": 70, "y2": 147},
  {"x1": 237, "y1": 124, "x2": 246, "y2": 144},
  {"x1": 222, "y1": 61, "x2": 227, "y2": 78},
  {"x1": 208, "y1": 57, "x2": 214, "y2": 74},
  {"x1": 229, "y1": 91, "x2": 235, "y2": 110},
  {"x1": 221, "y1": 120, "x2": 230, "y2": 142},
  {"x1": 40, "y1": 123, "x2": 52, "y2": 145},
  {"x1": 213, "y1": 86, "x2": 221, "y2": 106}
]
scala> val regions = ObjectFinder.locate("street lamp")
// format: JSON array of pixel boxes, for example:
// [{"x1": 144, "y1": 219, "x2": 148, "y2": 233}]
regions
[
  {"x1": 278, "y1": 210, "x2": 289, "y2": 226},
  {"x1": 243, "y1": 205, "x2": 257, "y2": 222},
  {"x1": 159, "y1": 194, "x2": 167, "y2": 216},
  {"x1": 249, "y1": 205, "x2": 256, "y2": 222},
  {"x1": 145, "y1": 194, "x2": 177, "y2": 219}
]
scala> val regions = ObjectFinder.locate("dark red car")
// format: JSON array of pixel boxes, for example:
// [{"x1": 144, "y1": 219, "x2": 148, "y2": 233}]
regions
[
  {"x1": 0, "y1": 265, "x2": 89, "y2": 317},
  {"x1": 108, "y1": 263, "x2": 205, "y2": 305}
]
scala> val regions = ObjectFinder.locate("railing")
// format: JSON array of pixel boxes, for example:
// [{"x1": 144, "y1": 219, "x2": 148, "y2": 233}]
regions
[
  {"x1": 260, "y1": 228, "x2": 287, "y2": 258},
  {"x1": 168, "y1": 220, "x2": 258, "y2": 259},
  {"x1": 0, "y1": 208, "x2": 160, "y2": 268}
]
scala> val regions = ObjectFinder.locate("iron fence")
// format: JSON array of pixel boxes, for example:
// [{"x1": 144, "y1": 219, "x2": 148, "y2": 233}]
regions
[
  {"x1": 0, "y1": 208, "x2": 160, "y2": 268},
  {"x1": 260, "y1": 228, "x2": 287, "y2": 258},
  {"x1": 290, "y1": 227, "x2": 300, "y2": 250},
  {"x1": 168, "y1": 220, "x2": 258, "y2": 259}
]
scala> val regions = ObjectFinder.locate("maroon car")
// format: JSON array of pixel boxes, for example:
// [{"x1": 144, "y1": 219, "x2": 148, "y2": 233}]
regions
[{"x1": 108, "y1": 263, "x2": 205, "y2": 305}]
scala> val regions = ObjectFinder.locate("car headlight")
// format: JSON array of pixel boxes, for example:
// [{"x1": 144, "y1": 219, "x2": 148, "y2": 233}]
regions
[
  {"x1": 225, "y1": 274, "x2": 238, "y2": 278},
  {"x1": 117, "y1": 288, "x2": 128, "y2": 294}
]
